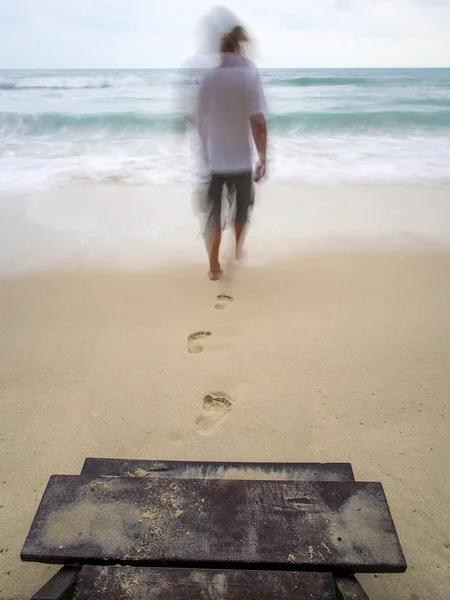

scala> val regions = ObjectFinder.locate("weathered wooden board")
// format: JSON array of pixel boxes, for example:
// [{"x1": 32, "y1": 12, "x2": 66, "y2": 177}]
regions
[
  {"x1": 75, "y1": 566, "x2": 338, "y2": 600},
  {"x1": 21, "y1": 476, "x2": 406, "y2": 573},
  {"x1": 31, "y1": 566, "x2": 80, "y2": 600},
  {"x1": 81, "y1": 458, "x2": 355, "y2": 482}
]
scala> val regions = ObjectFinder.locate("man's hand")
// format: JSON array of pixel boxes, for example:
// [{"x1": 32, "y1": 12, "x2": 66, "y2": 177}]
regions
[{"x1": 254, "y1": 159, "x2": 266, "y2": 183}]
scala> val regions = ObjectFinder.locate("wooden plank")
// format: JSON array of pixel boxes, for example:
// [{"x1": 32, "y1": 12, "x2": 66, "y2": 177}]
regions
[
  {"x1": 21, "y1": 476, "x2": 406, "y2": 573},
  {"x1": 31, "y1": 566, "x2": 80, "y2": 600},
  {"x1": 81, "y1": 458, "x2": 355, "y2": 481},
  {"x1": 75, "y1": 566, "x2": 338, "y2": 600},
  {"x1": 335, "y1": 575, "x2": 370, "y2": 599}
]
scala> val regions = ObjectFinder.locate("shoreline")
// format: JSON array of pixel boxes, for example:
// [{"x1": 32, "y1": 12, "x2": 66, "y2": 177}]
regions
[
  {"x1": 1, "y1": 182, "x2": 450, "y2": 279},
  {"x1": 1, "y1": 252, "x2": 449, "y2": 598}
]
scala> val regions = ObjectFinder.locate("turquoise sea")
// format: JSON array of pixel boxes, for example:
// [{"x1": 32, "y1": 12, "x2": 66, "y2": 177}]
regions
[{"x1": 1, "y1": 68, "x2": 450, "y2": 191}]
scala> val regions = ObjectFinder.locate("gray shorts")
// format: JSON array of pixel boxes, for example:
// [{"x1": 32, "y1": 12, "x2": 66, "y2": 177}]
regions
[{"x1": 206, "y1": 171, "x2": 254, "y2": 233}]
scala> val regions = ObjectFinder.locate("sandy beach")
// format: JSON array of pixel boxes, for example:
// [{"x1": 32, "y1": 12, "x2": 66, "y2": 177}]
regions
[{"x1": 1, "y1": 185, "x2": 450, "y2": 599}]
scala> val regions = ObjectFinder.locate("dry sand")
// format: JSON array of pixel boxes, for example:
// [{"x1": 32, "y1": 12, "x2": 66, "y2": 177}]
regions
[{"x1": 0, "y1": 249, "x2": 450, "y2": 598}]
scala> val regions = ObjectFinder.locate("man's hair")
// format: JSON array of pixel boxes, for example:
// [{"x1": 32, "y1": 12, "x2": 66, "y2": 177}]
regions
[{"x1": 220, "y1": 25, "x2": 250, "y2": 55}]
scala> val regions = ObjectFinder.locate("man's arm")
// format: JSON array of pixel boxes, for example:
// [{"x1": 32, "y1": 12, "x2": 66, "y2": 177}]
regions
[
  {"x1": 196, "y1": 74, "x2": 211, "y2": 171},
  {"x1": 250, "y1": 113, "x2": 267, "y2": 182},
  {"x1": 248, "y1": 70, "x2": 267, "y2": 182}
]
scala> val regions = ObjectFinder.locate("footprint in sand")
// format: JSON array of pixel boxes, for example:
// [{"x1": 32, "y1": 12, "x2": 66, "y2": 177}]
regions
[
  {"x1": 215, "y1": 294, "x2": 234, "y2": 311},
  {"x1": 195, "y1": 392, "x2": 233, "y2": 435},
  {"x1": 187, "y1": 331, "x2": 211, "y2": 355}
]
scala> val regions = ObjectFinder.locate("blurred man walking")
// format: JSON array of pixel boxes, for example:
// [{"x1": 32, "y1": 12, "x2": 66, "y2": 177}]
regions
[{"x1": 197, "y1": 18, "x2": 267, "y2": 280}]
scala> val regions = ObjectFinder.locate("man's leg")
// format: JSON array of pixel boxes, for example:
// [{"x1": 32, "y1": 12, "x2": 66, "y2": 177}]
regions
[
  {"x1": 206, "y1": 229, "x2": 222, "y2": 279},
  {"x1": 233, "y1": 172, "x2": 254, "y2": 259},
  {"x1": 235, "y1": 221, "x2": 246, "y2": 259},
  {"x1": 205, "y1": 174, "x2": 223, "y2": 280}
]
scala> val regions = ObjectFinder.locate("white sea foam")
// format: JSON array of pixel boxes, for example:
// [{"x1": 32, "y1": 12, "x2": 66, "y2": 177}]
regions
[{"x1": 1, "y1": 132, "x2": 450, "y2": 194}]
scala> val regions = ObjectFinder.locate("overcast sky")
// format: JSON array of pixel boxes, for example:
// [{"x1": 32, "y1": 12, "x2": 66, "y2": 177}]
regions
[{"x1": 1, "y1": 0, "x2": 449, "y2": 69}]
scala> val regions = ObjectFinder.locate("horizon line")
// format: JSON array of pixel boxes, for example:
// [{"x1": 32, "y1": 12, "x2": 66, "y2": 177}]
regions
[{"x1": 1, "y1": 66, "x2": 450, "y2": 71}]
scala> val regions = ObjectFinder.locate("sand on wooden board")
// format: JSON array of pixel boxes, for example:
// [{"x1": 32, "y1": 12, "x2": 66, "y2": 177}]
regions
[{"x1": 0, "y1": 253, "x2": 449, "y2": 599}]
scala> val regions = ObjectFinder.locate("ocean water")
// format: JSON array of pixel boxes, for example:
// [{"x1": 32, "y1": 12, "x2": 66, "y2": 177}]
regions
[{"x1": 1, "y1": 68, "x2": 450, "y2": 192}]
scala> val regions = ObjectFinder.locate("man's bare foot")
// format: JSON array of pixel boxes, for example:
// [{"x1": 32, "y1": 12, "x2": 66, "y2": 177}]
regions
[{"x1": 208, "y1": 269, "x2": 223, "y2": 281}]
